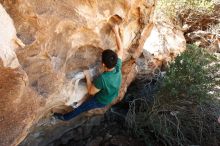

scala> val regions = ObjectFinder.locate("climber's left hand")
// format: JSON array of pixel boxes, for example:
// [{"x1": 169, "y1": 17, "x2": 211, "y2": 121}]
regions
[{"x1": 83, "y1": 70, "x2": 90, "y2": 78}]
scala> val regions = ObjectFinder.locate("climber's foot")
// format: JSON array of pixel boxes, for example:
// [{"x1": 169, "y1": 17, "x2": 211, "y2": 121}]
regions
[{"x1": 53, "y1": 113, "x2": 65, "y2": 121}]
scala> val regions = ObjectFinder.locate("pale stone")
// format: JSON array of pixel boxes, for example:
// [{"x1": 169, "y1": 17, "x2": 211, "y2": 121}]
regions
[
  {"x1": 0, "y1": 0, "x2": 157, "y2": 145},
  {"x1": 142, "y1": 21, "x2": 186, "y2": 72},
  {"x1": 0, "y1": 4, "x2": 21, "y2": 68}
]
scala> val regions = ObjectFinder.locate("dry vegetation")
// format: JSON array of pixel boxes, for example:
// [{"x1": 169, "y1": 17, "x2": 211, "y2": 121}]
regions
[
  {"x1": 126, "y1": 44, "x2": 220, "y2": 146},
  {"x1": 125, "y1": 1, "x2": 220, "y2": 145}
]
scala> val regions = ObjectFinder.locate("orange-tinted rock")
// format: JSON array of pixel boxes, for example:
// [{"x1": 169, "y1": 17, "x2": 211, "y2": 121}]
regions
[
  {"x1": 0, "y1": 67, "x2": 40, "y2": 146},
  {"x1": 0, "y1": 0, "x2": 157, "y2": 145}
]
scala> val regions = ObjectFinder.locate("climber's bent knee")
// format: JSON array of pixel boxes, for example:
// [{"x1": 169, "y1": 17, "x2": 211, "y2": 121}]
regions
[{"x1": 60, "y1": 98, "x2": 106, "y2": 121}]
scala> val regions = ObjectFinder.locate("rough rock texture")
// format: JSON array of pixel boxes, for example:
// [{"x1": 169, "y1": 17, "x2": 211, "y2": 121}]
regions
[
  {"x1": 0, "y1": 3, "x2": 40, "y2": 146},
  {"x1": 0, "y1": 0, "x2": 186, "y2": 145},
  {"x1": 142, "y1": 20, "x2": 186, "y2": 73},
  {"x1": 0, "y1": 0, "x2": 157, "y2": 145},
  {"x1": 0, "y1": 4, "x2": 22, "y2": 68}
]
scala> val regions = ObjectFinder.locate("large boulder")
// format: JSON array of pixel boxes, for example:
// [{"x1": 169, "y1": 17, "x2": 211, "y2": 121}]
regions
[
  {"x1": 142, "y1": 20, "x2": 186, "y2": 73},
  {"x1": 0, "y1": 0, "x2": 157, "y2": 145}
]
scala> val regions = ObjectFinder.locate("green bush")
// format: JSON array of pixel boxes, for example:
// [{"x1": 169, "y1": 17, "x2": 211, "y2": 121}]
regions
[
  {"x1": 158, "y1": 44, "x2": 219, "y2": 103},
  {"x1": 126, "y1": 44, "x2": 220, "y2": 146}
]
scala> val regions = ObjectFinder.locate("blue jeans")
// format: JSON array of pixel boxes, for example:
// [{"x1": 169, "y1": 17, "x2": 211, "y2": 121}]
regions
[{"x1": 54, "y1": 97, "x2": 106, "y2": 121}]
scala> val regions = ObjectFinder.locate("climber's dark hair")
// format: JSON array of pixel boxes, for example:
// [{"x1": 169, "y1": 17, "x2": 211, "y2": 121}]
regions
[{"x1": 102, "y1": 49, "x2": 118, "y2": 69}]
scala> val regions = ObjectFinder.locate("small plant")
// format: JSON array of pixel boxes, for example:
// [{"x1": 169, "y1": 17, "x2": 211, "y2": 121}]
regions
[
  {"x1": 155, "y1": 0, "x2": 215, "y2": 24},
  {"x1": 126, "y1": 44, "x2": 220, "y2": 146},
  {"x1": 157, "y1": 0, "x2": 215, "y2": 14}
]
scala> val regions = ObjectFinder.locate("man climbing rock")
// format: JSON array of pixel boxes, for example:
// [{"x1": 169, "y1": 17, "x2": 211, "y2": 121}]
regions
[{"x1": 54, "y1": 25, "x2": 123, "y2": 121}]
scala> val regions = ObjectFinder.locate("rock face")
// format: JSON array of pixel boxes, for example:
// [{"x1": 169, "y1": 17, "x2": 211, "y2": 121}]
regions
[
  {"x1": 142, "y1": 20, "x2": 186, "y2": 73},
  {"x1": 0, "y1": 0, "x2": 186, "y2": 145},
  {"x1": 0, "y1": 0, "x2": 157, "y2": 145}
]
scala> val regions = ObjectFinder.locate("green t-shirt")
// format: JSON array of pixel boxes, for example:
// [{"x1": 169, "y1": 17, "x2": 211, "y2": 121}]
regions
[{"x1": 93, "y1": 58, "x2": 122, "y2": 105}]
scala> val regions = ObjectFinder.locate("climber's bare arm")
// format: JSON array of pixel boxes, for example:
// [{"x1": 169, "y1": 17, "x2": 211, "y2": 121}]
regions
[
  {"x1": 113, "y1": 25, "x2": 123, "y2": 60},
  {"x1": 83, "y1": 70, "x2": 100, "y2": 95}
]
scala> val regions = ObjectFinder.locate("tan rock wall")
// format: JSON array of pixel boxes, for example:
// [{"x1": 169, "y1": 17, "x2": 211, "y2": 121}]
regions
[{"x1": 0, "y1": 0, "x2": 157, "y2": 145}]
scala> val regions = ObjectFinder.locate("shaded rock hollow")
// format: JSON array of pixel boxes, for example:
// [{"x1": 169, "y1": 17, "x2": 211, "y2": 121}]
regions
[{"x1": 0, "y1": 0, "x2": 185, "y2": 146}]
